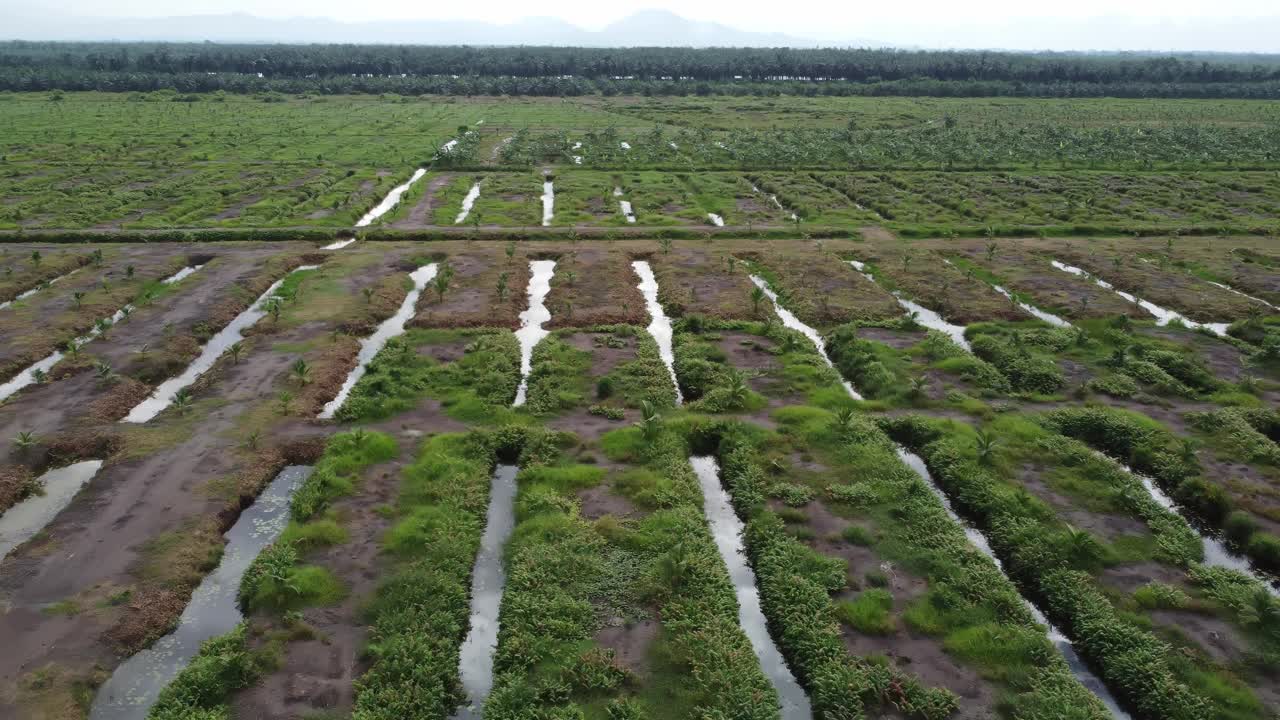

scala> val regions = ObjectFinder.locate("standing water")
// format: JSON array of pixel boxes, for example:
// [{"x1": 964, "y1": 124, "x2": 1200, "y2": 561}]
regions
[
  {"x1": 318, "y1": 264, "x2": 439, "y2": 419},
  {"x1": 893, "y1": 450, "x2": 1131, "y2": 719},
  {"x1": 691, "y1": 456, "x2": 812, "y2": 719},
  {"x1": 1206, "y1": 280, "x2": 1278, "y2": 312},
  {"x1": 0, "y1": 461, "x2": 103, "y2": 560},
  {"x1": 450, "y1": 464, "x2": 519, "y2": 719},
  {"x1": 0, "y1": 268, "x2": 80, "y2": 310},
  {"x1": 708, "y1": 213, "x2": 725, "y2": 227},
  {"x1": 1050, "y1": 261, "x2": 1229, "y2": 336},
  {"x1": 512, "y1": 260, "x2": 556, "y2": 407},
  {"x1": 321, "y1": 237, "x2": 358, "y2": 251},
  {"x1": 748, "y1": 275, "x2": 862, "y2": 401},
  {"x1": 0, "y1": 265, "x2": 203, "y2": 403},
  {"x1": 540, "y1": 180, "x2": 555, "y2": 226},
  {"x1": 752, "y1": 185, "x2": 797, "y2": 222},
  {"x1": 355, "y1": 168, "x2": 426, "y2": 228},
  {"x1": 1118, "y1": 461, "x2": 1279, "y2": 596},
  {"x1": 90, "y1": 466, "x2": 314, "y2": 720},
  {"x1": 848, "y1": 260, "x2": 970, "y2": 350},
  {"x1": 614, "y1": 187, "x2": 636, "y2": 223},
  {"x1": 455, "y1": 184, "x2": 482, "y2": 225},
  {"x1": 123, "y1": 265, "x2": 320, "y2": 423},
  {"x1": 632, "y1": 261, "x2": 681, "y2": 404},
  {"x1": 753, "y1": 274, "x2": 1127, "y2": 718}
]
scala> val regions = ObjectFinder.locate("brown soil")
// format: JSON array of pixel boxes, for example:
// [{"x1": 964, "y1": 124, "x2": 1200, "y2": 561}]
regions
[
  {"x1": 562, "y1": 332, "x2": 637, "y2": 377},
  {"x1": 794, "y1": 502, "x2": 999, "y2": 719},
  {"x1": 544, "y1": 247, "x2": 647, "y2": 328},
  {"x1": 594, "y1": 619, "x2": 658, "y2": 676},
  {"x1": 856, "y1": 327, "x2": 926, "y2": 350},
  {"x1": 390, "y1": 173, "x2": 454, "y2": 230},
  {"x1": 231, "y1": 456, "x2": 407, "y2": 719},
  {"x1": 1017, "y1": 464, "x2": 1151, "y2": 542},
  {"x1": 577, "y1": 485, "x2": 639, "y2": 520}
]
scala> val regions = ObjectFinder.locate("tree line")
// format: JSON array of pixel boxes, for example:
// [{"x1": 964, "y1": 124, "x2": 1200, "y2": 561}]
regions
[{"x1": 2, "y1": 42, "x2": 1279, "y2": 98}]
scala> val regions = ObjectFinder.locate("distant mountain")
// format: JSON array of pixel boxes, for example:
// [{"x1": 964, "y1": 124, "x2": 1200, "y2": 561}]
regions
[{"x1": 1, "y1": 10, "x2": 835, "y2": 48}]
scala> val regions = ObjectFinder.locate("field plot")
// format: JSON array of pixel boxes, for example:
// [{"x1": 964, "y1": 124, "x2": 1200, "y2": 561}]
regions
[
  {"x1": 3, "y1": 90, "x2": 1280, "y2": 720},
  {"x1": 0, "y1": 94, "x2": 464, "y2": 229}
]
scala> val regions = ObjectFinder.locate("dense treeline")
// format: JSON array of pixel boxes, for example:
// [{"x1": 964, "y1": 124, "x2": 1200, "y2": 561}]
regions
[
  {"x1": 2, "y1": 41, "x2": 1280, "y2": 97},
  {"x1": 5, "y1": 69, "x2": 1280, "y2": 99}
]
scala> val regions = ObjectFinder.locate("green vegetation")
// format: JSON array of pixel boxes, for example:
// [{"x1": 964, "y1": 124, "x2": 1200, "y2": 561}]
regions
[{"x1": 335, "y1": 329, "x2": 520, "y2": 423}]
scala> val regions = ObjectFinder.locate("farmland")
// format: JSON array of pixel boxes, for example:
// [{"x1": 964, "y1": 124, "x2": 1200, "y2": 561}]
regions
[{"x1": 1, "y1": 80, "x2": 1280, "y2": 720}]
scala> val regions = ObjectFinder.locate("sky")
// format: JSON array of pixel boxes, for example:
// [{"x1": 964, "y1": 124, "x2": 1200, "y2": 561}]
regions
[{"x1": 7, "y1": 0, "x2": 1280, "y2": 50}]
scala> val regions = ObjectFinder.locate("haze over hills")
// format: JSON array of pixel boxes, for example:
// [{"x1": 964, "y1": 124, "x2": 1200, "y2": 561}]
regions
[
  {"x1": 1, "y1": 9, "x2": 838, "y2": 48},
  {"x1": 2, "y1": 6, "x2": 1278, "y2": 51}
]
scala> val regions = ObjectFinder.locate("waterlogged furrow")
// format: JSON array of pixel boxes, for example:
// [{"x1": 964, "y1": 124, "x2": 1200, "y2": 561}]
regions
[
  {"x1": 450, "y1": 465, "x2": 519, "y2": 719},
  {"x1": 0, "y1": 268, "x2": 80, "y2": 310},
  {"x1": 512, "y1": 260, "x2": 556, "y2": 407},
  {"x1": 321, "y1": 237, "x2": 357, "y2": 250},
  {"x1": 355, "y1": 168, "x2": 427, "y2": 227},
  {"x1": 632, "y1": 260, "x2": 681, "y2": 404},
  {"x1": 0, "y1": 461, "x2": 103, "y2": 560},
  {"x1": 0, "y1": 264, "x2": 202, "y2": 403},
  {"x1": 613, "y1": 187, "x2": 636, "y2": 223},
  {"x1": 848, "y1": 260, "x2": 971, "y2": 349},
  {"x1": 455, "y1": 183, "x2": 482, "y2": 224},
  {"x1": 752, "y1": 185, "x2": 797, "y2": 221},
  {"x1": 757, "y1": 276, "x2": 1125, "y2": 717},
  {"x1": 708, "y1": 213, "x2": 725, "y2": 227},
  {"x1": 1206, "y1": 280, "x2": 1278, "y2": 311},
  {"x1": 892, "y1": 449, "x2": 1131, "y2": 719},
  {"x1": 943, "y1": 259, "x2": 1070, "y2": 327},
  {"x1": 748, "y1": 274, "x2": 863, "y2": 400},
  {"x1": 318, "y1": 264, "x2": 439, "y2": 419},
  {"x1": 1120, "y1": 460, "x2": 1279, "y2": 596},
  {"x1": 1051, "y1": 260, "x2": 1230, "y2": 336},
  {"x1": 691, "y1": 456, "x2": 811, "y2": 720},
  {"x1": 540, "y1": 180, "x2": 555, "y2": 226},
  {"x1": 123, "y1": 265, "x2": 320, "y2": 423},
  {"x1": 89, "y1": 466, "x2": 314, "y2": 720}
]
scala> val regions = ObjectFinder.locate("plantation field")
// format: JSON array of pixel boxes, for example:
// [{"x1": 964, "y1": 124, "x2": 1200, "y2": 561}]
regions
[
  {"x1": 0, "y1": 235, "x2": 1278, "y2": 720},
  {"x1": 4, "y1": 92, "x2": 1280, "y2": 233}
]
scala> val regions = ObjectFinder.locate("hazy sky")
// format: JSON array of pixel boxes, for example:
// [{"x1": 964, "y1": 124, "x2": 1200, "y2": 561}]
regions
[
  {"x1": 8, "y1": 0, "x2": 1279, "y2": 50},
  {"x1": 23, "y1": 0, "x2": 1278, "y2": 29}
]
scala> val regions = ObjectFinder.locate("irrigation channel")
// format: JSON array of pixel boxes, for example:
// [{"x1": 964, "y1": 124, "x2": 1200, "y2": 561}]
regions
[
  {"x1": 943, "y1": 259, "x2": 1071, "y2": 328},
  {"x1": 0, "y1": 460, "x2": 103, "y2": 560},
  {"x1": 751, "y1": 274, "x2": 1130, "y2": 718},
  {"x1": 847, "y1": 260, "x2": 972, "y2": 350},
  {"x1": 0, "y1": 268, "x2": 79, "y2": 310},
  {"x1": 450, "y1": 464, "x2": 519, "y2": 719},
  {"x1": 540, "y1": 179, "x2": 555, "y2": 226},
  {"x1": 1050, "y1": 260, "x2": 1231, "y2": 336},
  {"x1": 1207, "y1": 280, "x2": 1278, "y2": 311},
  {"x1": 318, "y1": 263, "x2": 439, "y2": 419},
  {"x1": 690, "y1": 456, "x2": 812, "y2": 720},
  {"x1": 1120, "y1": 459, "x2": 1280, "y2": 596},
  {"x1": 450, "y1": 262, "x2": 559, "y2": 716},
  {"x1": 0, "y1": 264, "x2": 203, "y2": 403},
  {"x1": 511, "y1": 260, "x2": 556, "y2": 408},
  {"x1": 89, "y1": 465, "x2": 315, "y2": 720},
  {"x1": 455, "y1": 183, "x2": 482, "y2": 224},
  {"x1": 614, "y1": 187, "x2": 636, "y2": 223},
  {"x1": 355, "y1": 168, "x2": 426, "y2": 228},
  {"x1": 751, "y1": 185, "x2": 797, "y2": 221},
  {"x1": 708, "y1": 212, "x2": 725, "y2": 227},
  {"x1": 632, "y1": 260, "x2": 681, "y2": 404},
  {"x1": 123, "y1": 265, "x2": 321, "y2": 423}
]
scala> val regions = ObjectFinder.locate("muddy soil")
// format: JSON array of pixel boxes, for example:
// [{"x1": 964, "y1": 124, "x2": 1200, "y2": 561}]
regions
[
  {"x1": 795, "y1": 501, "x2": 1000, "y2": 719},
  {"x1": 544, "y1": 247, "x2": 646, "y2": 328},
  {"x1": 0, "y1": 266, "x2": 363, "y2": 716},
  {"x1": 230, "y1": 455, "x2": 407, "y2": 719},
  {"x1": 650, "y1": 246, "x2": 758, "y2": 320},
  {"x1": 0, "y1": 245, "x2": 308, "y2": 468},
  {"x1": 855, "y1": 327, "x2": 926, "y2": 350},
  {"x1": 562, "y1": 332, "x2": 637, "y2": 377},
  {"x1": 389, "y1": 173, "x2": 454, "y2": 230}
]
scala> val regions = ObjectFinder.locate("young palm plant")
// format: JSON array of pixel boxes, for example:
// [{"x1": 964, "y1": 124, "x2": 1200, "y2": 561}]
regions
[
  {"x1": 13, "y1": 430, "x2": 37, "y2": 453},
  {"x1": 172, "y1": 388, "x2": 194, "y2": 416},
  {"x1": 974, "y1": 429, "x2": 999, "y2": 466},
  {"x1": 291, "y1": 358, "x2": 312, "y2": 385}
]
